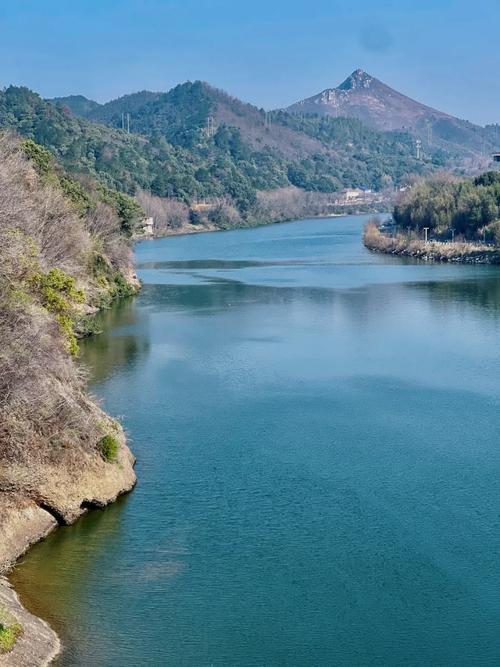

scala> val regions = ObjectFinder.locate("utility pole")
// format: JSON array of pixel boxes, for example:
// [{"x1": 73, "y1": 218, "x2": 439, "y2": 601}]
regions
[
  {"x1": 121, "y1": 112, "x2": 125, "y2": 131},
  {"x1": 416, "y1": 138, "x2": 422, "y2": 160},
  {"x1": 423, "y1": 227, "x2": 429, "y2": 243},
  {"x1": 207, "y1": 115, "x2": 215, "y2": 137},
  {"x1": 127, "y1": 113, "x2": 130, "y2": 133},
  {"x1": 451, "y1": 228, "x2": 455, "y2": 243}
]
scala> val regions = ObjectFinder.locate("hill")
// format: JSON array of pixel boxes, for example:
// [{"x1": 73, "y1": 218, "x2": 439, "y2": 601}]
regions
[
  {"x1": 47, "y1": 81, "x2": 435, "y2": 202},
  {"x1": 286, "y1": 69, "x2": 499, "y2": 158},
  {"x1": 0, "y1": 80, "x2": 454, "y2": 231},
  {"x1": 51, "y1": 94, "x2": 101, "y2": 117}
]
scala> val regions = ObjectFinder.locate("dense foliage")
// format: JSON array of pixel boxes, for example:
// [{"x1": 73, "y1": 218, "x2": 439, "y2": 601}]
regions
[
  {"x1": 0, "y1": 81, "x2": 451, "y2": 218},
  {"x1": 20, "y1": 138, "x2": 143, "y2": 235},
  {"x1": 393, "y1": 172, "x2": 500, "y2": 241},
  {"x1": 273, "y1": 111, "x2": 443, "y2": 188},
  {"x1": 42, "y1": 82, "x2": 445, "y2": 211},
  {"x1": 69, "y1": 82, "x2": 438, "y2": 194}
]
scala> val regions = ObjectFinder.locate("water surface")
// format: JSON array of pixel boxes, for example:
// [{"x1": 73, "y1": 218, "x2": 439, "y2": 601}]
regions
[{"x1": 11, "y1": 216, "x2": 500, "y2": 666}]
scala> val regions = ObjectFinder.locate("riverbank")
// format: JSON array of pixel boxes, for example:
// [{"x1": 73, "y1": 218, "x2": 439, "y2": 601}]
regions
[
  {"x1": 0, "y1": 578, "x2": 60, "y2": 666},
  {"x1": 363, "y1": 222, "x2": 500, "y2": 264},
  {"x1": 0, "y1": 429, "x2": 136, "y2": 664},
  {"x1": 0, "y1": 136, "x2": 143, "y2": 664},
  {"x1": 140, "y1": 205, "x2": 386, "y2": 241}
]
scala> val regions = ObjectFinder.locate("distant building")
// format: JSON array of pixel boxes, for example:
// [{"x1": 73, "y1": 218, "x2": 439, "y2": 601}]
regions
[
  {"x1": 493, "y1": 153, "x2": 500, "y2": 163},
  {"x1": 342, "y1": 188, "x2": 364, "y2": 201}
]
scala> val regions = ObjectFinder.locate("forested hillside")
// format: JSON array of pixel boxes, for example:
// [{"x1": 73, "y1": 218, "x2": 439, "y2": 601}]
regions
[{"x1": 53, "y1": 80, "x2": 434, "y2": 198}]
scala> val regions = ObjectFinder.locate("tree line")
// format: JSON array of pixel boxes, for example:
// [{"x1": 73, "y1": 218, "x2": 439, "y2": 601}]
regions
[{"x1": 393, "y1": 172, "x2": 500, "y2": 242}]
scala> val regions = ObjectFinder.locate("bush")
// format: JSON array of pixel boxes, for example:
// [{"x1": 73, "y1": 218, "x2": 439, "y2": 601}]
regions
[
  {"x1": 98, "y1": 434, "x2": 119, "y2": 462},
  {"x1": 0, "y1": 619, "x2": 23, "y2": 654},
  {"x1": 29, "y1": 268, "x2": 85, "y2": 356},
  {"x1": 112, "y1": 272, "x2": 136, "y2": 299},
  {"x1": 20, "y1": 139, "x2": 53, "y2": 176}
]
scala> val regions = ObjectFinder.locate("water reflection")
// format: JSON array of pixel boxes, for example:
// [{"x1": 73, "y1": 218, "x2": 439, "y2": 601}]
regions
[
  {"x1": 10, "y1": 494, "x2": 132, "y2": 664},
  {"x1": 79, "y1": 297, "x2": 149, "y2": 383},
  {"x1": 409, "y1": 273, "x2": 500, "y2": 318}
]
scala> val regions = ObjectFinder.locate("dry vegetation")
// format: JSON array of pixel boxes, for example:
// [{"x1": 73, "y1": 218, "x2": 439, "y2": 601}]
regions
[
  {"x1": 137, "y1": 190, "x2": 190, "y2": 232},
  {"x1": 363, "y1": 219, "x2": 500, "y2": 263},
  {"x1": 137, "y1": 186, "x2": 343, "y2": 236},
  {"x1": 0, "y1": 134, "x2": 137, "y2": 515},
  {"x1": 254, "y1": 187, "x2": 339, "y2": 222}
]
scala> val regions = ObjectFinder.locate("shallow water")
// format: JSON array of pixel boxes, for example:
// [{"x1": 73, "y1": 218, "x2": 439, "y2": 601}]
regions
[{"x1": 11, "y1": 216, "x2": 500, "y2": 665}]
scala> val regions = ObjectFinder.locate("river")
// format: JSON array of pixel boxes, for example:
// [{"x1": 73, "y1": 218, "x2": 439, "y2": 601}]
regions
[{"x1": 10, "y1": 215, "x2": 500, "y2": 666}]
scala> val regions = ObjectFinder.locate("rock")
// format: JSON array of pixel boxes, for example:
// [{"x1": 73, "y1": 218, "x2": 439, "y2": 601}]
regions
[
  {"x1": 0, "y1": 429, "x2": 136, "y2": 665},
  {"x1": 0, "y1": 578, "x2": 60, "y2": 667},
  {"x1": 0, "y1": 496, "x2": 57, "y2": 574}
]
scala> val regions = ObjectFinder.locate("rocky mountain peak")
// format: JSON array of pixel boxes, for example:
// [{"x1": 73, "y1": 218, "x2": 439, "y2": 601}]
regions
[{"x1": 338, "y1": 69, "x2": 374, "y2": 91}]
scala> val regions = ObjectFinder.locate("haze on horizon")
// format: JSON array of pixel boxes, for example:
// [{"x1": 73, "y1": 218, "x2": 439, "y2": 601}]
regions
[{"x1": 1, "y1": 0, "x2": 499, "y2": 126}]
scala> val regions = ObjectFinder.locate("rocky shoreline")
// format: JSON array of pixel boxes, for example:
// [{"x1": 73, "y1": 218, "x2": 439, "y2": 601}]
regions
[
  {"x1": 0, "y1": 578, "x2": 61, "y2": 667},
  {"x1": 0, "y1": 429, "x2": 136, "y2": 665},
  {"x1": 363, "y1": 223, "x2": 500, "y2": 264}
]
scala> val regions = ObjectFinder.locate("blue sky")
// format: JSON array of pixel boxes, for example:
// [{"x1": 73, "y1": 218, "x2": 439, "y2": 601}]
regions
[{"x1": 1, "y1": 0, "x2": 499, "y2": 125}]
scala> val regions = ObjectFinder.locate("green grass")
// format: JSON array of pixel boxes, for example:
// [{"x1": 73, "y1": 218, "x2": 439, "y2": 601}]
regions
[
  {"x1": 98, "y1": 434, "x2": 119, "y2": 462},
  {"x1": 0, "y1": 614, "x2": 23, "y2": 654}
]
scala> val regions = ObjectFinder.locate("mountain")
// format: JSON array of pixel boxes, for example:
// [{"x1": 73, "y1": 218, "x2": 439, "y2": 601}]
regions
[
  {"x1": 46, "y1": 80, "x2": 435, "y2": 194},
  {"x1": 0, "y1": 80, "x2": 447, "y2": 229},
  {"x1": 56, "y1": 82, "x2": 346, "y2": 159},
  {"x1": 0, "y1": 85, "x2": 209, "y2": 198},
  {"x1": 51, "y1": 94, "x2": 101, "y2": 117},
  {"x1": 286, "y1": 69, "x2": 497, "y2": 157},
  {"x1": 53, "y1": 91, "x2": 163, "y2": 126}
]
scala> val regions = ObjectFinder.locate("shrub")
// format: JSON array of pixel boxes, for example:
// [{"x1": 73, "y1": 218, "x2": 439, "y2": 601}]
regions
[
  {"x1": 74, "y1": 314, "x2": 103, "y2": 338},
  {"x1": 0, "y1": 619, "x2": 23, "y2": 654},
  {"x1": 32, "y1": 268, "x2": 85, "y2": 306},
  {"x1": 0, "y1": 135, "x2": 137, "y2": 496},
  {"x1": 20, "y1": 139, "x2": 53, "y2": 176},
  {"x1": 112, "y1": 272, "x2": 136, "y2": 299},
  {"x1": 98, "y1": 434, "x2": 119, "y2": 462},
  {"x1": 97, "y1": 186, "x2": 144, "y2": 236},
  {"x1": 29, "y1": 268, "x2": 85, "y2": 356},
  {"x1": 58, "y1": 174, "x2": 93, "y2": 212}
]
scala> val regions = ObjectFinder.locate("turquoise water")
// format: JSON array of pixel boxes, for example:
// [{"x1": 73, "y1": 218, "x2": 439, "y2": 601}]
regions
[{"x1": 11, "y1": 215, "x2": 500, "y2": 666}]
